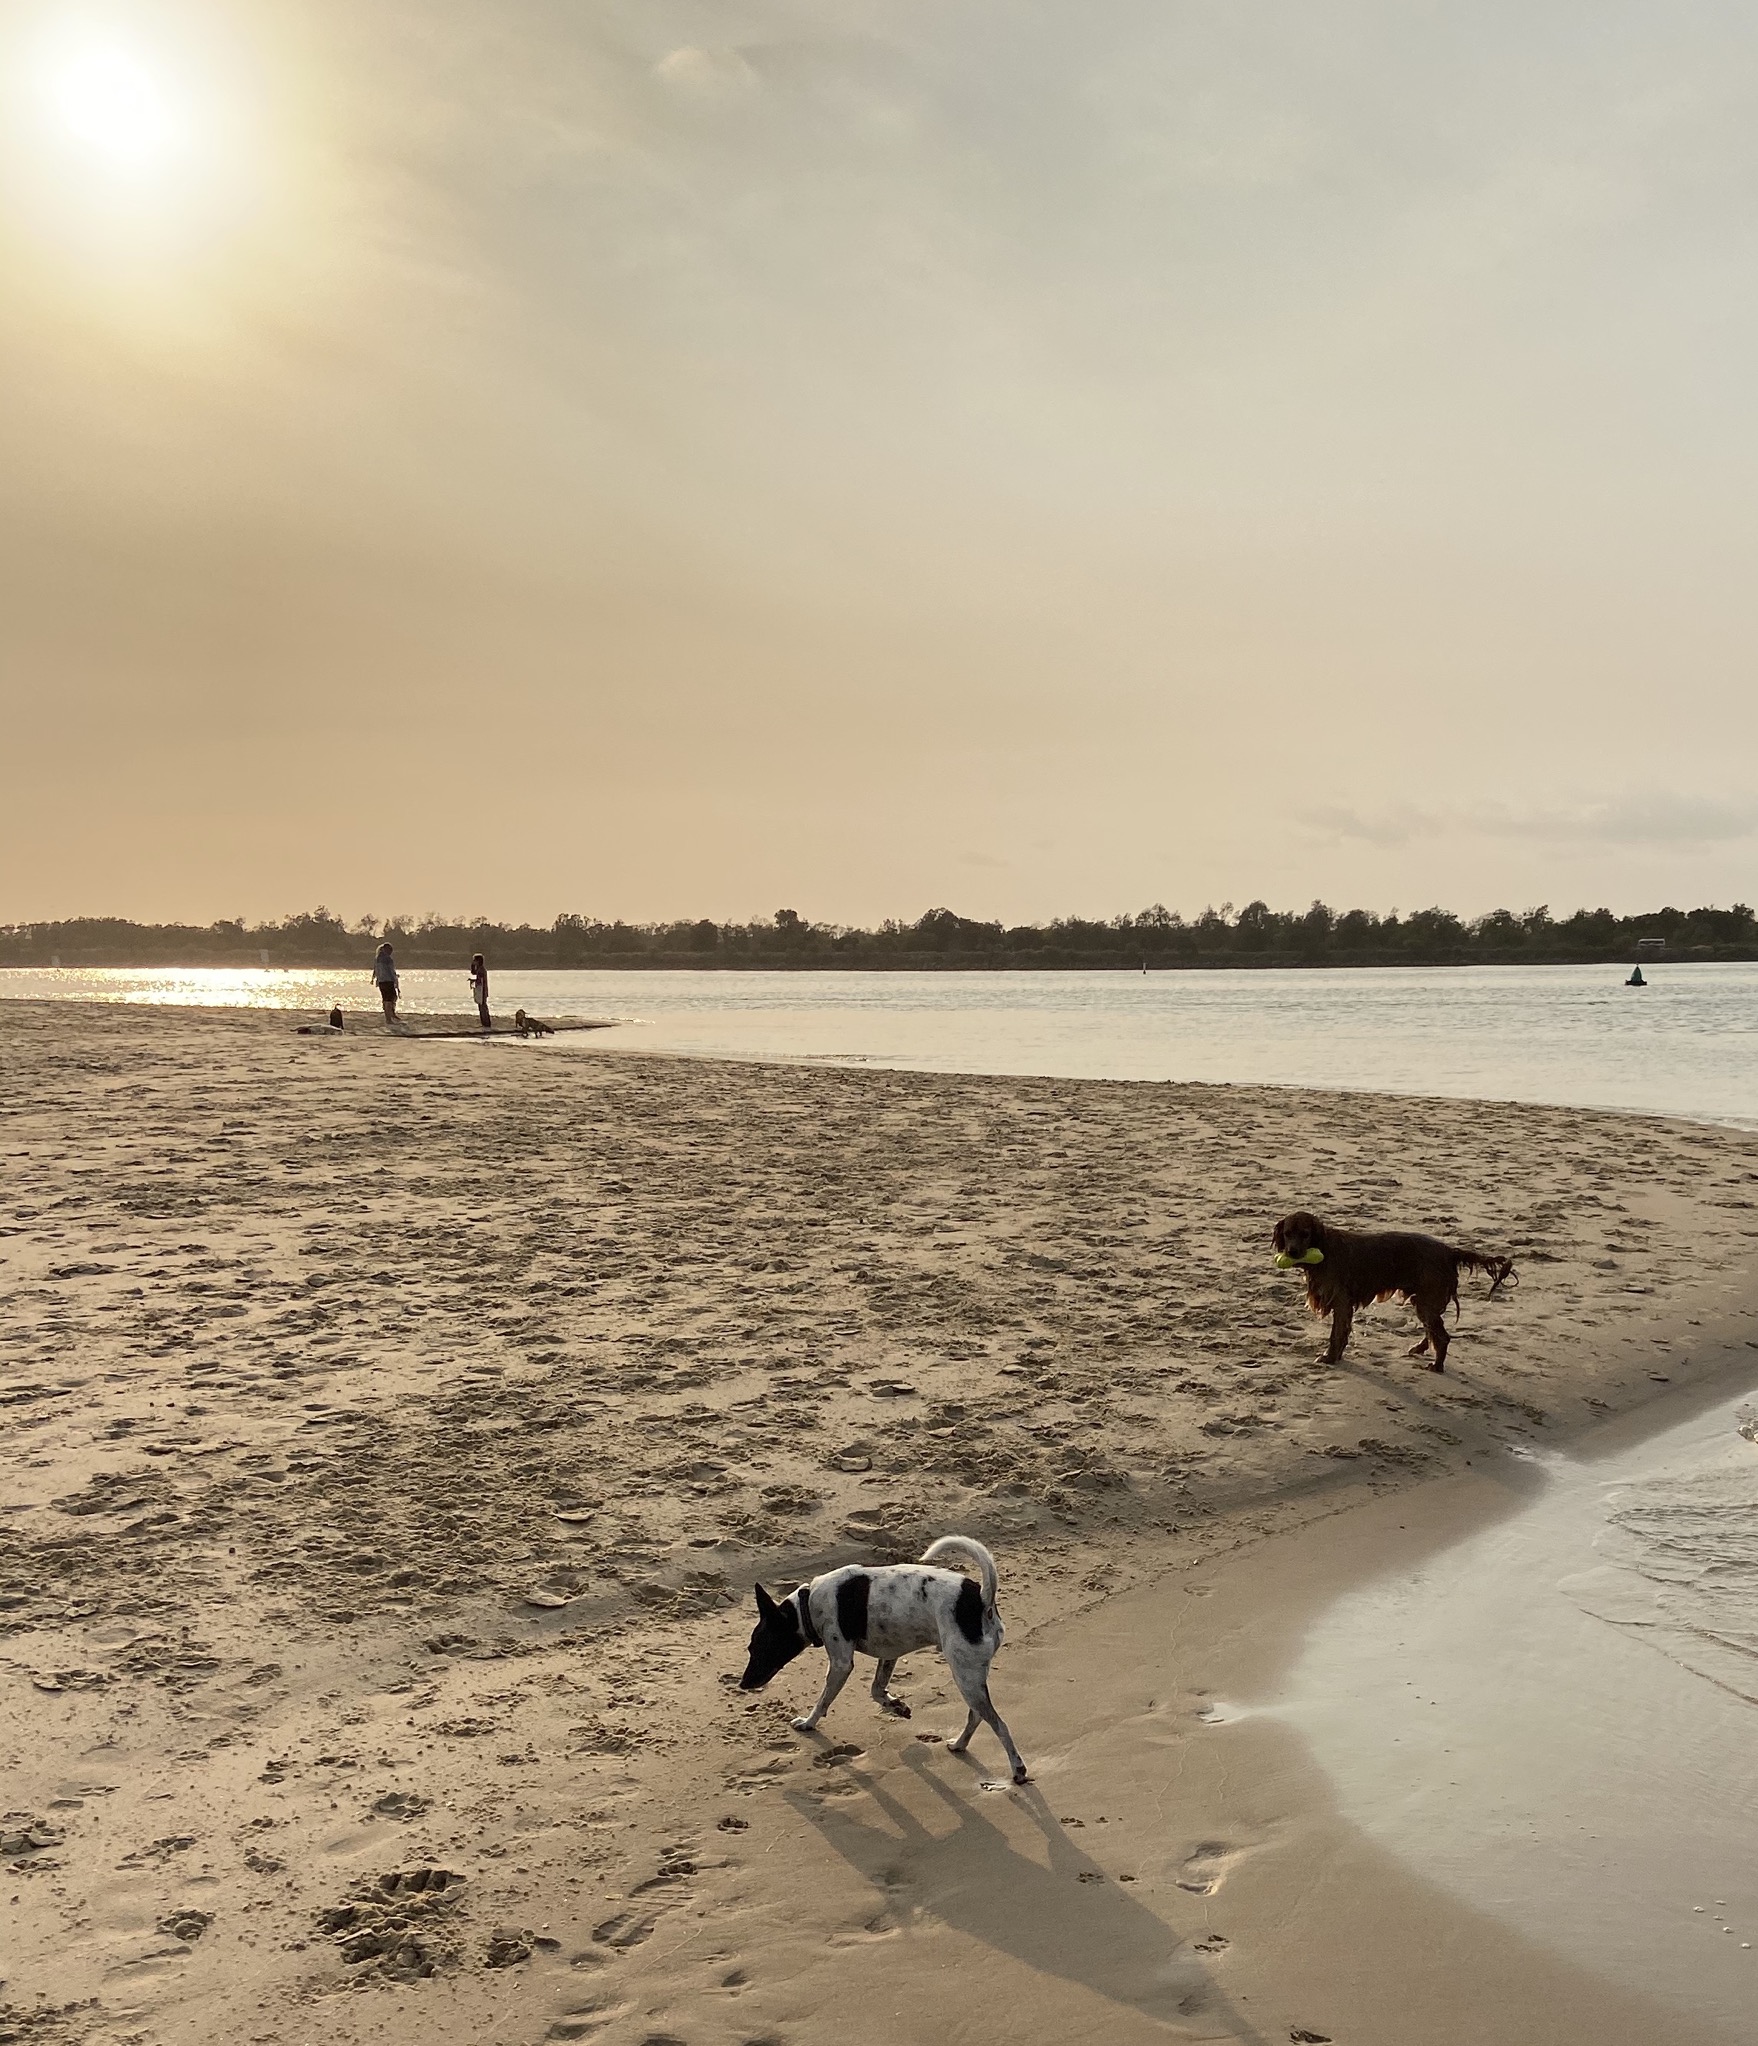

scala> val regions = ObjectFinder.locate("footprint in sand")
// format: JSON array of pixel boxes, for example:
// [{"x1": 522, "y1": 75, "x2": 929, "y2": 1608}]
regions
[
  {"x1": 812, "y1": 1742, "x2": 864, "y2": 1768},
  {"x1": 156, "y1": 1908, "x2": 213, "y2": 1943},
  {"x1": 1176, "y1": 1841, "x2": 1242, "y2": 1894},
  {"x1": 546, "y1": 2000, "x2": 633, "y2": 2039},
  {"x1": 827, "y1": 1912, "x2": 901, "y2": 1947},
  {"x1": 370, "y1": 1791, "x2": 432, "y2": 1821},
  {"x1": 1, "y1": 1816, "x2": 66, "y2": 1859},
  {"x1": 315, "y1": 1866, "x2": 466, "y2": 1978},
  {"x1": 629, "y1": 1859, "x2": 697, "y2": 1898},
  {"x1": 591, "y1": 1911, "x2": 657, "y2": 1950}
]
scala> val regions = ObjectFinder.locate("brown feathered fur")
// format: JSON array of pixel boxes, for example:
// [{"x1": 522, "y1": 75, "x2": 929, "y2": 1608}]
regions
[{"x1": 1272, "y1": 1210, "x2": 1516, "y2": 1371}]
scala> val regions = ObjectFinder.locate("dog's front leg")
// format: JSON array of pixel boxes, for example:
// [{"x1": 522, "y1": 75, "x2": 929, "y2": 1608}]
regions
[
  {"x1": 793, "y1": 1654, "x2": 854, "y2": 1732},
  {"x1": 1321, "y1": 1299, "x2": 1354, "y2": 1365}
]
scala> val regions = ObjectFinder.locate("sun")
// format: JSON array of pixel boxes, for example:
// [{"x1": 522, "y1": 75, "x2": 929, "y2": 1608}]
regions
[
  {"x1": 44, "y1": 33, "x2": 186, "y2": 174},
  {"x1": 4, "y1": 8, "x2": 275, "y2": 291},
  {"x1": 21, "y1": 15, "x2": 215, "y2": 195}
]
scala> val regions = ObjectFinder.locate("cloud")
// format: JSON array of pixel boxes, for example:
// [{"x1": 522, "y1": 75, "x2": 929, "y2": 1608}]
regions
[
  {"x1": 1295, "y1": 802, "x2": 1424, "y2": 848},
  {"x1": 1299, "y1": 792, "x2": 1758, "y2": 850},
  {"x1": 1516, "y1": 793, "x2": 1758, "y2": 846},
  {"x1": 653, "y1": 46, "x2": 760, "y2": 101}
]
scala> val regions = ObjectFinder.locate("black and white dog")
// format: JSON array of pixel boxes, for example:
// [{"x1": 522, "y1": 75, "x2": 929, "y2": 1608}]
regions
[{"x1": 738, "y1": 1535, "x2": 1027, "y2": 1783}]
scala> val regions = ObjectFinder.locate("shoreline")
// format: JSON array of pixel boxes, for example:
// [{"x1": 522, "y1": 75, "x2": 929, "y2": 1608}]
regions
[
  {"x1": 4, "y1": 999, "x2": 1758, "y2": 2041},
  {"x1": 1263, "y1": 1363, "x2": 1758, "y2": 2038},
  {"x1": 7, "y1": 957, "x2": 1751, "y2": 971},
  {"x1": 10, "y1": 988, "x2": 1758, "y2": 1151}
]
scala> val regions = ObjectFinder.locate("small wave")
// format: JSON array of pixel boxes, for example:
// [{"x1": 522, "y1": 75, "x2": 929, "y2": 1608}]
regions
[{"x1": 1566, "y1": 1457, "x2": 1758, "y2": 1706}]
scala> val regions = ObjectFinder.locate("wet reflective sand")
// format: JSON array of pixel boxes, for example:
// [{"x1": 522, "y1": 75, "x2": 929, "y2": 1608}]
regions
[{"x1": 1272, "y1": 1379, "x2": 1758, "y2": 2034}]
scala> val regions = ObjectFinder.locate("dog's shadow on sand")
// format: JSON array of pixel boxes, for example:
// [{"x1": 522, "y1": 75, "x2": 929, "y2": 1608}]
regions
[{"x1": 784, "y1": 1749, "x2": 1272, "y2": 2042}]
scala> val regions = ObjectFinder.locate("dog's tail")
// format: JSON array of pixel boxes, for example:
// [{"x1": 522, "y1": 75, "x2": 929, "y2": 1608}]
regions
[
  {"x1": 920, "y1": 1535, "x2": 998, "y2": 1611},
  {"x1": 1454, "y1": 1248, "x2": 1517, "y2": 1292},
  {"x1": 1448, "y1": 1248, "x2": 1518, "y2": 1318}
]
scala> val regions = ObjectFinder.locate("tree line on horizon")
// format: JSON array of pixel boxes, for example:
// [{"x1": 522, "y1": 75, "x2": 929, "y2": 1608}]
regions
[{"x1": 3, "y1": 900, "x2": 1754, "y2": 969}]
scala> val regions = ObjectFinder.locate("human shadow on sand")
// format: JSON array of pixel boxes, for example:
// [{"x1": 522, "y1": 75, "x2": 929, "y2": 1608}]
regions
[{"x1": 784, "y1": 1748, "x2": 1271, "y2": 2042}]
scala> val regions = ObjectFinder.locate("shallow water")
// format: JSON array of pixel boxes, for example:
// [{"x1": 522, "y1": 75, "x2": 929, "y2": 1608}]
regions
[
  {"x1": 1273, "y1": 1385, "x2": 1758, "y2": 2032},
  {"x1": 6, "y1": 961, "x2": 1758, "y2": 1125}
]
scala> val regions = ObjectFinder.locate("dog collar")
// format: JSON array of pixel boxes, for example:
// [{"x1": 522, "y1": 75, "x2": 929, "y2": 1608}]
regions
[{"x1": 795, "y1": 1588, "x2": 822, "y2": 1648}]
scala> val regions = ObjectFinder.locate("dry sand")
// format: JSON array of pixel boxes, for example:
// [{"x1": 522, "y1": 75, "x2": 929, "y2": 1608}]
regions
[{"x1": 4, "y1": 998, "x2": 1758, "y2": 2045}]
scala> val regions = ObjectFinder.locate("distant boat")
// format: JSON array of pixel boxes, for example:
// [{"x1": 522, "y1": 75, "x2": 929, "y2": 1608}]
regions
[{"x1": 1626, "y1": 967, "x2": 1646, "y2": 987}]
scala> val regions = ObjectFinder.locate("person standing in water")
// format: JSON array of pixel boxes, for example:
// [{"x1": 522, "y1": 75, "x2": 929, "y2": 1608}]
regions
[
  {"x1": 468, "y1": 953, "x2": 491, "y2": 1031},
  {"x1": 372, "y1": 942, "x2": 400, "y2": 1024}
]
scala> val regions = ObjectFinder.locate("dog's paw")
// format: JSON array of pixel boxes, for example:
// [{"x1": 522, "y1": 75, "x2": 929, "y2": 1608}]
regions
[
  {"x1": 1012, "y1": 1763, "x2": 1030, "y2": 1784},
  {"x1": 790, "y1": 1715, "x2": 818, "y2": 1733},
  {"x1": 880, "y1": 1698, "x2": 911, "y2": 1719}
]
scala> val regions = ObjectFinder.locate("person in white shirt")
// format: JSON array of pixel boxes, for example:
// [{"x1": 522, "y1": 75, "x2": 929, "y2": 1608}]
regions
[{"x1": 371, "y1": 943, "x2": 400, "y2": 1023}]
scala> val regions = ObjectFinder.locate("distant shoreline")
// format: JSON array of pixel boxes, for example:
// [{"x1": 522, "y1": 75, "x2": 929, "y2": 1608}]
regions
[
  {"x1": 5, "y1": 899, "x2": 1748, "y2": 972},
  {"x1": 2, "y1": 952, "x2": 1751, "y2": 972}
]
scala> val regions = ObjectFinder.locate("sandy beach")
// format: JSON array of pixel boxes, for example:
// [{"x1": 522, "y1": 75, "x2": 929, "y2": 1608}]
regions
[{"x1": 5, "y1": 998, "x2": 1758, "y2": 2046}]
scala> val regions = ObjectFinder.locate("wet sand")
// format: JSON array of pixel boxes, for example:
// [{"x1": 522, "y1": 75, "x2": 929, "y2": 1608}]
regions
[
  {"x1": 4, "y1": 998, "x2": 1758, "y2": 2044},
  {"x1": 1271, "y1": 1371, "x2": 1758, "y2": 2035}
]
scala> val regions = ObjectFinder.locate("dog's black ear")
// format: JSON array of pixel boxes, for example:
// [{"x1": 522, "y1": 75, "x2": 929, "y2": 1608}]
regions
[{"x1": 754, "y1": 1583, "x2": 777, "y2": 1618}]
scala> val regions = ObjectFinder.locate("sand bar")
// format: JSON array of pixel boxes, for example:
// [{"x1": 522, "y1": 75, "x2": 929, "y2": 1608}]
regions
[{"x1": 3, "y1": 998, "x2": 1757, "y2": 2043}]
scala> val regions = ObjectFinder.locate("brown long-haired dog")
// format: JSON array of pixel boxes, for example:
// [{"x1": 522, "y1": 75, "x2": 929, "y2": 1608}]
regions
[{"x1": 1272, "y1": 1210, "x2": 1516, "y2": 1371}]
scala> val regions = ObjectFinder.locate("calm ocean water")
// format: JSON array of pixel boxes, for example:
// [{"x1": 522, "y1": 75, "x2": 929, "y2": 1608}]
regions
[{"x1": 4, "y1": 961, "x2": 1757, "y2": 1125}]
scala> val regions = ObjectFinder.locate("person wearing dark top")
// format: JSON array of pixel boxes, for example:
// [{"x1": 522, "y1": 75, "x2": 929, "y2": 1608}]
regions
[{"x1": 468, "y1": 954, "x2": 491, "y2": 1031}]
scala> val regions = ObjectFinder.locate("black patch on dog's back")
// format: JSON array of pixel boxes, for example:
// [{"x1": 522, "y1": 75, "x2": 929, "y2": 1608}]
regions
[
  {"x1": 953, "y1": 1577, "x2": 985, "y2": 1645},
  {"x1": 836, "y1": 1573, "x2": 871, "y2": 1646}
]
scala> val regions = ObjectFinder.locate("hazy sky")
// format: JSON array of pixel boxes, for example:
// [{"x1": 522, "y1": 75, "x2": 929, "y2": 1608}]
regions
[{"x1": 4, "y1": 0, "x2": 1757, "y2": 926}]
